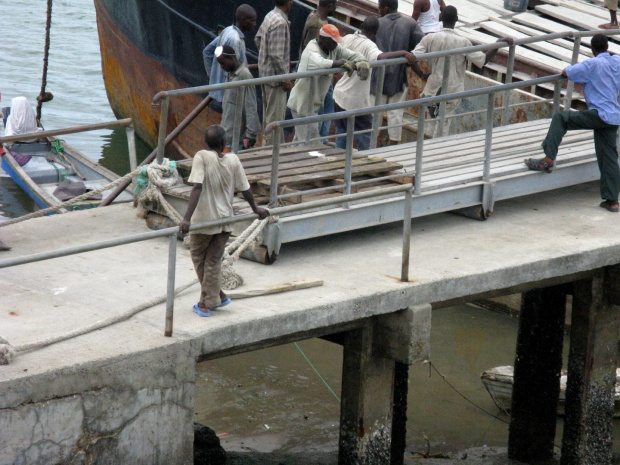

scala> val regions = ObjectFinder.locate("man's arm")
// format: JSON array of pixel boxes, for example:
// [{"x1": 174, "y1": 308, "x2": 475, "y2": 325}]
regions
[
  {"x1": 483, "y1": 37, "x2": 514, "y2": 65},
  {"x1": 378, "y1": 50, "x2": 416, "y2": 64},
  {"x1": 179, "y1": 183, "x2": 202, "y2": 234},
  {"x1": 243, "y1": 81, "x2": 261, "y2": 145},
  {"x1": 412, "y1": 0, "x2": 430, "y2": 21},
  {"x1": 241, "y1": 190, "x2": 269, "y2": 219}
]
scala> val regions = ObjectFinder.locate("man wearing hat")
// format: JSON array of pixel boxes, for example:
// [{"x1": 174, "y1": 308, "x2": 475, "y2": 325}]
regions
[{"x1": 287, "y1": 24, "x2": 370, "y2": 145}]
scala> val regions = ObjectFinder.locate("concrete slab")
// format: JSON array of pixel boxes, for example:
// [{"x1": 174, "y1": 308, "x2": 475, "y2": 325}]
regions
[{"x1": 1, "y1": 180, "x2": 619, "y2": 462}]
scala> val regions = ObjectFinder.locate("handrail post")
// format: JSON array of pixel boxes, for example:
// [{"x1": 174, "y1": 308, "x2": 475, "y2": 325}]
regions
[
  {"x1": 401, "y1": 188, "x2": 412, "y2": 282},
  {"x1": 164, "y1": 232, "x2": 177, "y2": 337},
  {"x1": 564, "y1": 37, "x2": 581, "y2": 110},
  {"x1": 232, "y1": 86, "x2": 245, "y2": 152},
  {"x1": 553, "y1": 79, "x2": 562, "y2": 114},
  {"x1": 501, "y1": 45, "x2": 516, "y2": 126},
  {"x1": 156, "y1": 97, "x2": 169, "y2": 164},
  {"x1": 370, "y1": 66, "x2": 386, "y2": 149},
  {"x1": 269, "y1": 130, "x2": 281, "y2": 207},
  {"x1": 483, "y1": 93, "x2": 494, "y2": 182},
  {"x1": 414, "y1": 107, "x2": 424, "y2": 195},
  {"x1": 125, "y1": 125, "x2": 138, "y2": 188},
  {"x1": 437, "y1": 55, "x2": 451, "y2": 137},
  {"x1": 344, "y1": 116, "x2": 355, "y2": 201}
]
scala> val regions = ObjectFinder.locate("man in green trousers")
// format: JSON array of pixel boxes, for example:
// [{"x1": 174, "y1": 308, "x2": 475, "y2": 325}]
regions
[{"x1": 525, "y1": 34, "x2": 620, "y2": 213}]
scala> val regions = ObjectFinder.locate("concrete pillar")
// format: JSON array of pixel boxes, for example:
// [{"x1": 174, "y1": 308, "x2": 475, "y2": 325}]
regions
[
  {"x1": 338, "y1": 305, "x2": 431, "y2": 465},
  {"x1": 338, "y1": 324, "x2": 395, "y2": 465},
  {"x1": 508, "y1": 285, "x2": 567, "y2": 461},
  {"x1": 390, "y1": 362, "x2": 410, "y2": 465},
  {"x1": 561, "y1": 271, "x2": 620, "y2": 465}
]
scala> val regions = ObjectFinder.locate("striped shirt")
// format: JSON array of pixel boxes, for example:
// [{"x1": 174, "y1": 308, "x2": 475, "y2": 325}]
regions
[
  {"x1": 255, "y1": 7, "x2": 291, "y2": 88},
  {"x1": 203, "y1": 26, "x2": 247, "y2": 102}
]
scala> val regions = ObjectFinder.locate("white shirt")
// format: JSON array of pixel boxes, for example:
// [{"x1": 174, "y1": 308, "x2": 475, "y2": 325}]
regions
[
  {"x1": 418, "y1": 0, "x2": 442, "y2": 34},
  {"x1": 333, "y1": 32, "x2": 382, "y2": 110}
]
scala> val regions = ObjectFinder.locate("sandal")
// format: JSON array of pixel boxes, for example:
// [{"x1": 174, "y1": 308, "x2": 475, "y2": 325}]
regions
[
  {"x1": 600, "y1": 200, "x2": 619, "y2": 213},
  {"x1": 524, "y1": 158, "x2": 554, "y2": 173}
]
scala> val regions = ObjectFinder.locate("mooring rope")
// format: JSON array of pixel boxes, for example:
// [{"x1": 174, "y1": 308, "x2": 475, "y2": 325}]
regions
[
  {"x1": 294, "y1": 342, "x2": 341, "y2": 403},
  {"x1": 36, "y1": 0, "x2": 54, "y2": 122}
]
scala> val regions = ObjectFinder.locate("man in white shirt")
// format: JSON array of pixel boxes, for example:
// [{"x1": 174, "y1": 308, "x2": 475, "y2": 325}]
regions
[
  {"x1": 333, "y1": 17, "x2": 415, "y2": 150},
  {"x1": 412, "y1": 0, "x2": 446, "y2": 34}
]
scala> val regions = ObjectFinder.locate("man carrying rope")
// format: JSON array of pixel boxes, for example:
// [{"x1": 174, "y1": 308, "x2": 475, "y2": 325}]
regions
[{"x1": 180, "y1": 125, "x2": 269, "y2": 317}]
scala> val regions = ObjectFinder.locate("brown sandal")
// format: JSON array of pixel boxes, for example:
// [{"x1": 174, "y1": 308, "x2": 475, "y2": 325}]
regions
[{"x1": 524, "y1": 157, "x2": 554, "y2": 173}]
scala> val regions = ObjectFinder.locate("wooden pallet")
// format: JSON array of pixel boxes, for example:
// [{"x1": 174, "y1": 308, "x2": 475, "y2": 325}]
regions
[{"x1": 170, "y1": 144, "x2": 405, "y2": 208}]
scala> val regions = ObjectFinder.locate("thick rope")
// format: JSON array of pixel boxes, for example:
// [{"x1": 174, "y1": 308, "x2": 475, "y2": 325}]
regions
[
  {"x1": 36, "y1": 0, "x2": 54, "y2": 122},
  {"x1": 0, "y1": 162, "x2": 141, "y2": 228}
]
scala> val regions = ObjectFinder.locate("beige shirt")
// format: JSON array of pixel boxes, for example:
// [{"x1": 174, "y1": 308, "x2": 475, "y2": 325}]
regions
[
  {"x1": 187, "y1": 150, "x2": 250, "y2": 235},
  {"x1": 333, "y1": 32, "x2": 382, "y2": 110},
  {"x1": 413, "y1": 29, "x2": 486, "y2": 97}
]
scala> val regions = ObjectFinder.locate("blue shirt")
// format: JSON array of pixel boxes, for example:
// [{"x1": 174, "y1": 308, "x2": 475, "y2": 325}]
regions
[
  {"x1": 566, "y1": 52, "x2": 620, "y2": 125},
  {"x1": 202, "y1": 25, "x2": 247, "y2": 103}
]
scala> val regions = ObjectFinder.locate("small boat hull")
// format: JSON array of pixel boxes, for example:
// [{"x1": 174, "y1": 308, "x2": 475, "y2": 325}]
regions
[{"x1": 481, "y1": 366, "x2": 620, "y2": 417}]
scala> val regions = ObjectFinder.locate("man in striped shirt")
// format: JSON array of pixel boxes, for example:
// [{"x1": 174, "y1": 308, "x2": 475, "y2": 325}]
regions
[{"x1": 255, "y1": 0, "x2": 295, "y2": 146}]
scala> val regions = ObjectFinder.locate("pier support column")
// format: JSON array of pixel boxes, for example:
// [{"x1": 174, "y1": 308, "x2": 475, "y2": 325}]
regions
[
  {"x1": 561, "y1": 269, "x2": 620, "y2": 465},
  {"x1": 338, "y1": 305, "x2": 431, "y2": 465},
  {"x1": 508, "y1": 284, "x2": 567, "y2": 462}
]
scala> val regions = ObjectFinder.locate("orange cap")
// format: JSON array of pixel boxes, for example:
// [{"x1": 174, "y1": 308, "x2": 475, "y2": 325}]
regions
[{"x1": 319, "y1": 24, "x2": 342, "y2": 43}]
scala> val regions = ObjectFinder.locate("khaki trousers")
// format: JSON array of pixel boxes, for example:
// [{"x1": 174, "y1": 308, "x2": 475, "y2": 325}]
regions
[
  {"x1": 262, "y1": 84, "x2": 287, "y2": 146},
  {"x1": 190, "y1": 232, "x2": 231, "y2": 308}
]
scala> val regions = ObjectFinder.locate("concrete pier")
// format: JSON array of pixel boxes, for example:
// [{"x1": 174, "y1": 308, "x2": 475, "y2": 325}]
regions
[{"x1": 2, "y1": 181, "x2": 620, "y2": 463}]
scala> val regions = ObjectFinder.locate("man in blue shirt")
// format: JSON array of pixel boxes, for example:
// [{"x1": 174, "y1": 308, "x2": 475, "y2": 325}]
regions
[
  {"x1": 525, "y1": 34, "x2": 620, "y2": 212},
  {"x1": 203, "y1": 5, "x2": 257, "y2": 113}
]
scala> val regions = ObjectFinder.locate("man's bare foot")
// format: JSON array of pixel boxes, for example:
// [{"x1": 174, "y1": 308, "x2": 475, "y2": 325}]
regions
[{"x1": 599, "y1": 22, "x2": 620, "y2": 29}]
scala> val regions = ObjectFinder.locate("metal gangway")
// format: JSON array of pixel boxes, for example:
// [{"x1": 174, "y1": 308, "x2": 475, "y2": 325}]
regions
[{"x1": 150, "y1": 28, "x2": 619, "y2": 257}]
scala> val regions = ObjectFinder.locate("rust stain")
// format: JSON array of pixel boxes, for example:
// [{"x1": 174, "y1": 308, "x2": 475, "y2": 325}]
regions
[{"x1": 9, "y1": 311, "x2": 18, "y2": 316}]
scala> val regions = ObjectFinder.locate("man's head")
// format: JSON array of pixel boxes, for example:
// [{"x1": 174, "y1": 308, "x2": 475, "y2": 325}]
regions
[
  {"x1": 591, "y1": 34, "x2": 609, "y2": 56},
  {"x1": 216, "y1": 45, "x2": 239, "y2": 73},
  {"x1": 275, "y1": 0, "x2": 294, "y2": 13},
  {"x1": 235, "y1": 4, "x2": 257, "y2": 33},
  {"x1": 317, "y1": 24, "x2": 342, "y2": 53},
  {"x1": 360, "y1": 16, "x2": 380, "y2": 40},
  {"x1": 441, "y1": 5, "x2": 458, "y2": 27},
  {"x1": 319, "y1": 0, "x2": 338, "y2": 16},
  {"x1": 378, "y1": 0, "x2": 398, "y2": 16},
  {"x1": 205, "y1": 125, "x2": 226, "y2": 152}
]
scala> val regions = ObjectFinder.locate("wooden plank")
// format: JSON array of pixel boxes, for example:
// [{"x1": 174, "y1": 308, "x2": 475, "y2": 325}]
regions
[
  {"x1": 535, "y1": 4, "x2": 613, "y2": 31},
  {"x1": 488, "y1": 17, "x2": 594, "y2": 57},
  {"x1": 244, "y1": 153, "x2": 384, "y2": 176},
  {"x1": 541, "y1": 0, "x2": 609, "y2": 19},
  {"x1": 479, "y1": 20, "x2": 589, "y2": 63},
  {"x1": 457, "y1": 28, "x2": 568, "y2": 72},
  {"x1": 227, "y1": 279, "x2": 324, "y2": 299},
  {"x1": 257, "y1": 161, "x2": 404, "y2": 188}
]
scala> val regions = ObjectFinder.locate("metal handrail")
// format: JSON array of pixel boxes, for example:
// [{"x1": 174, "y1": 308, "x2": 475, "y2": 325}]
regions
[{"x1": 0, "y1": 184, "x2": 414, "y2": 337}]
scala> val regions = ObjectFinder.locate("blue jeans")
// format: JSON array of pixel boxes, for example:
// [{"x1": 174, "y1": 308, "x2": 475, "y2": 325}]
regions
[
  {"x1": 318, "y1": 85, "x2": 334, "y2": 139},
  {"x1": 333, "y1": 102, "x2": 373, "y2": 151}
]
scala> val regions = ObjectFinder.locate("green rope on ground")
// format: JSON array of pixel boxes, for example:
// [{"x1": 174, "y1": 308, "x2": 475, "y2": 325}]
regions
[
  {"x1": 48, "y1": 138, "x2": 67, "y2": 182},
  {"x1": 294, "y1": 342, "x2": 341, "y2": 403}
]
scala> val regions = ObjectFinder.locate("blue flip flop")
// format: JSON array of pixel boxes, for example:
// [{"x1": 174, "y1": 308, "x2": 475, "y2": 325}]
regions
[
  {"x1": 192, "y1": 303, "x2": 211, "y2": 317},
  {"x1": 208, "y1": 297, "x2": 231, "y2": 311}
]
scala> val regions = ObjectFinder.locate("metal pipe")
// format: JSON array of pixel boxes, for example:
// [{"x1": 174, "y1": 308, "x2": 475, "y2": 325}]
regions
[
  {"x1": 483, "y1": 93, "x2": 495, "y2": 182},
  {"x1": 232, "y1": 86, "x2": 245, "y2": 152},
  {"x1": 156, "y1": 97, "x2": 169, "y2": 164},
  {"x1": 126, "y1": 126, "x2": 137, "y2": 174},
  {"x1": 370, "y1": 66, "x2": 385, "y2": 149},
  {"x1": 165, "y1": 233, "x2": 177, "y2": 337},
  {"x1": 0, "y1": 184, "x2": 413, "y2": 270},
  {"x1": 269, "y1": 134, "x2": 281, "y2": 208},
  {"x1": 402, "y1": 189, "x2": 412, "y2": 282},
  {"x1": 553, "y1": 80, "x2": 562, "y2": 113},
  {"x1": 0, "y1": 118, "x2": 133, "y2": 144},
  {"x1": 501, "y1": 45, "x2": 516, "y2": 126},
  {"x1": 437, "y1": 55, "x2": 451, "y2": 137},
  {"x1": 344, "y1": 116, "x2": 355, "y2": 199},
  {"x1": 414, "y1": 110, "x2": 424, "y2": 196},
  {"x1": 564, "y1": 38, "x2": 581, "y2": 110}
]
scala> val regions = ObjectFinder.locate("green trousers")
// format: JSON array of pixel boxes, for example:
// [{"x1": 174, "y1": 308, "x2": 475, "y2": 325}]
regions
[{"x1": 543, "y1": 109, "x2": 620, "y2": 202}]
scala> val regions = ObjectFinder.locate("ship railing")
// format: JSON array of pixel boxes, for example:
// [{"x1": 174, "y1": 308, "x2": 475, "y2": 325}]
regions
[
  {"x1": 0, "y1": 118, "x2": 138, "y2": 175},
  {"x1": 152, "y1": 29, "x2": 618, "y2": 162},
  {"x1": 0, "y1": 183, "x2": 413, "y2": 338}
]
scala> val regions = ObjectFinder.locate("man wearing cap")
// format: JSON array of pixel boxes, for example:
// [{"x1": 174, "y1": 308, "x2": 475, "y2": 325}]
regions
[
  {"x1": 333, "y1": 17, "x2": 416, "y2": 151},
  {"x1": 287, "y1": 24, "x2": 369, "y2": 145},
  {"x1": 255, "y1": 0, "x2": 295, "y2": 146},
  {"x1": 203, "y1": 4, "x2": 257, "y2": 113},
  {"x1": 371, "y1": 0, "x2": 423, "y2": 145},
  {"x1": 214, "y1": 45, "x2": 261, "y2": 151},
  {"x1": 299, "y1": 0, "x2": 339, "y2": 140}
]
